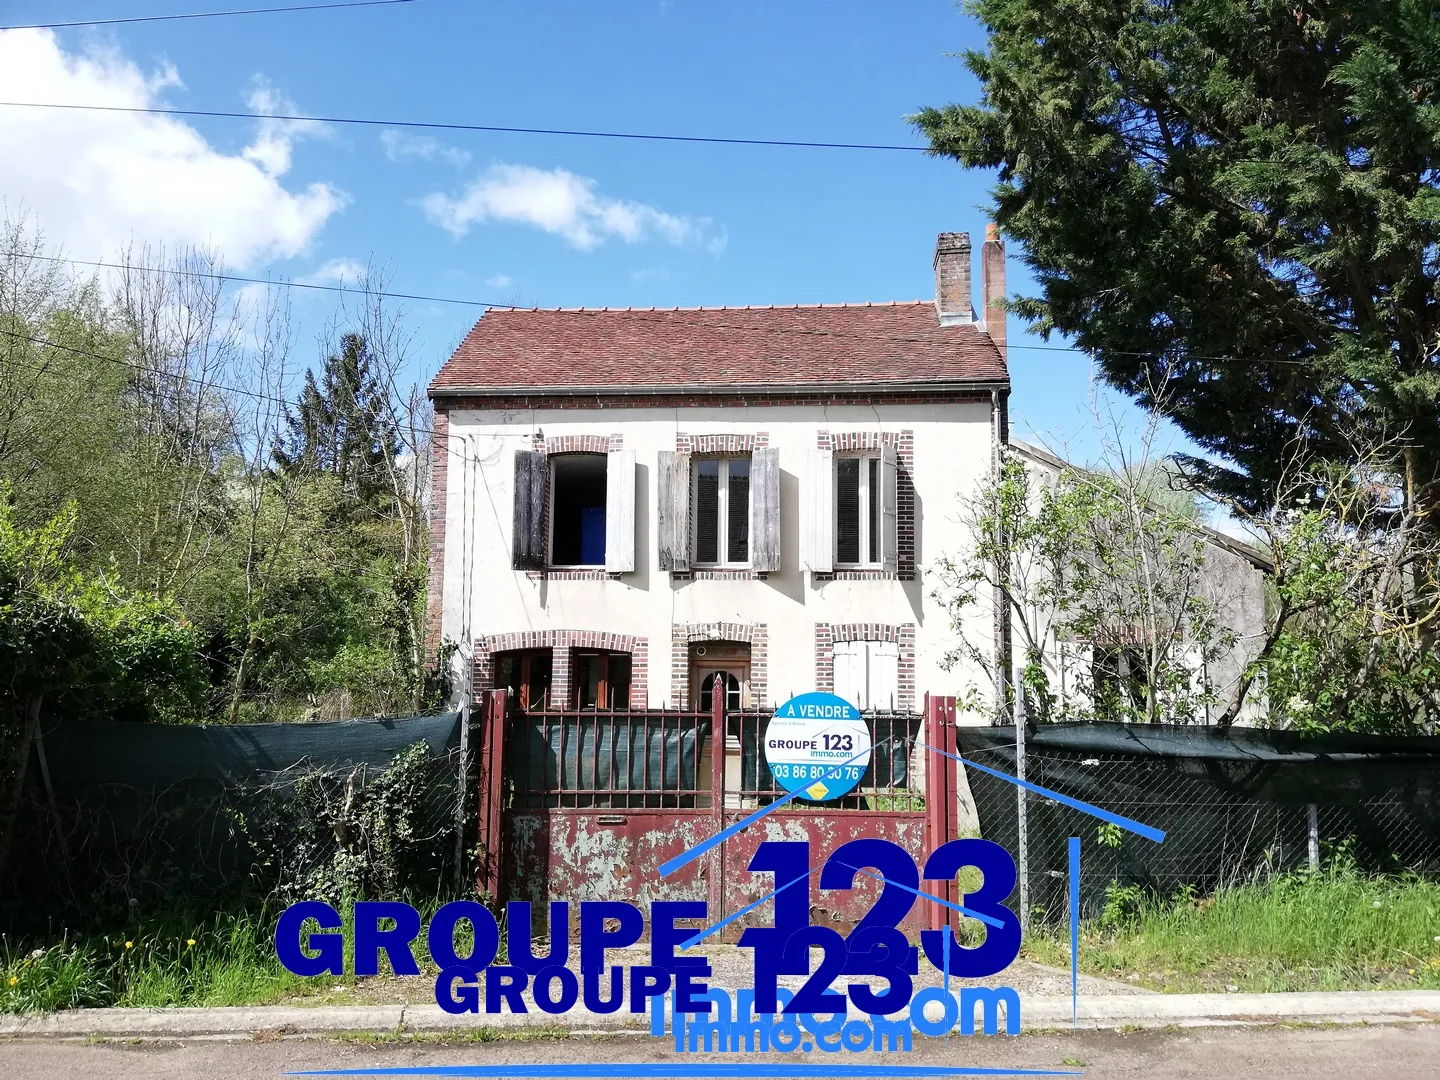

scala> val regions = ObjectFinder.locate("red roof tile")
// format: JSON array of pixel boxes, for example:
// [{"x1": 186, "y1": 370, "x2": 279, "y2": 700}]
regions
[{"x1": 428, "y1": 302, "x2": 1008, "y2": 396}]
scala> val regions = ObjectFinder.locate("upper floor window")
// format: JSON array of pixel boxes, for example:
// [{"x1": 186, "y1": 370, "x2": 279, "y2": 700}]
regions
[
  {"x1": 657, "y1": 446, "x2": 780, "y2": 573},
  {"x1": 511, "y1": 448, "x2": 635, "y2": 573},
  {"x1": 550, "y1": 453, "x2": 606, "y2": 567},
  {"x1": 694, "y1": 456, "x2": 750, "y2": 566},
  {"x1": 803, "y1": 442, "x2": 899, "y2": 574},
  {"x1": 836, "y1": 455, "x2": 881, "y2": 567}
]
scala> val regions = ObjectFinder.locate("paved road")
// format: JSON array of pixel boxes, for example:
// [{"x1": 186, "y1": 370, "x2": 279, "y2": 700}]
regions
[{"x1": 1, "y1": 1024, "x2": 1437, "y2": 1079}]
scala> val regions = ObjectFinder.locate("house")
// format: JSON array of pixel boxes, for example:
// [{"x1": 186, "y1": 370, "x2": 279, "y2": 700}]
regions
[
  {"x1": 425, "y1": 229, "x2": 1011, "y2": 717},
  {"x1": 1008, "y1": 439, "x2": 1271, "y2": 726}
]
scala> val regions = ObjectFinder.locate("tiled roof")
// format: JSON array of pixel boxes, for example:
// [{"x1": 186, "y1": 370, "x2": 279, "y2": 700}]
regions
[{"x1": 428, "y1": 302, "x2": 1008, "y2": 395}]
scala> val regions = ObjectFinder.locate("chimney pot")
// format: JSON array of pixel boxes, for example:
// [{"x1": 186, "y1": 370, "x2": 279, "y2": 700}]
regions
[{"x1": 933, "y1": 232, "x2": 972, "y2": 326}]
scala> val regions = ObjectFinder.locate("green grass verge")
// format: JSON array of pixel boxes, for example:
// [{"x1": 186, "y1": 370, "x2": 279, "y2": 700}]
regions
[{"x1": 1024, "y1": 869, "x2": 1440, "y2": 993}]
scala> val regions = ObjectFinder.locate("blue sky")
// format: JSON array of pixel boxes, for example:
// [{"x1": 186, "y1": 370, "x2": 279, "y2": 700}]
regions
[{"x1": 0, "y1": 0, "x2": 1182, "y2": 466}]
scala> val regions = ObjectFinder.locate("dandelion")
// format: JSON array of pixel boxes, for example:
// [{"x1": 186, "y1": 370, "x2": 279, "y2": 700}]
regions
[
  {"x1": 1372, "y1": 901, "x2": 1382, "y2": 909},
  {"x1": 186, "y1": 939, "x2": 196, "y2": 948},
  {"x1": 7, "y1": 976, "x2": 16, "y2": 986},
  {"x1": 29, "y1": 949, "x2": 43, "y2": 960},
  {"x1": 124, "y1": 941, "x2": 133, "y2": 949}
]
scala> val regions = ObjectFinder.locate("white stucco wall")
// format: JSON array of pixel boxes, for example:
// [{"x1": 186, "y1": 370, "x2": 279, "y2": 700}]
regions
[{"x1": 439, "y1": 401, "x2": 1000, "y2": 714}]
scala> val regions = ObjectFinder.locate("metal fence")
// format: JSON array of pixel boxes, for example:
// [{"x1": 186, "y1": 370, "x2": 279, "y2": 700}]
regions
[{"x1": 957, "y1": 723, "x2": 1440, "y2": 924}]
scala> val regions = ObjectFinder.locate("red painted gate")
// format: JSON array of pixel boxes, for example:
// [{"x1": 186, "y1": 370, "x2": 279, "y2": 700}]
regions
[{"x1": 475, "y1": 684, "x2": 961, "y2": 936}]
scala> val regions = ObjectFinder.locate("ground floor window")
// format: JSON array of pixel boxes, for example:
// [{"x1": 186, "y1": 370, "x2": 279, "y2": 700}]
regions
[
  {"x1": 572, "y1": 650, "x2": 632, "y2": 710},
  {"x1": 495, "y1": 649, "x2": 553, "y2": 711}
]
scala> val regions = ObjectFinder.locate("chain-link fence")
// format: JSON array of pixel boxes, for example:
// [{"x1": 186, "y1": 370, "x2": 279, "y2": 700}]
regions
[
  {"x1": 956, "y1": 723, "x2": 1440, "y2": 923},
  {"x1": 0, "y1": 712, "x2": 469, "y2": 934}
]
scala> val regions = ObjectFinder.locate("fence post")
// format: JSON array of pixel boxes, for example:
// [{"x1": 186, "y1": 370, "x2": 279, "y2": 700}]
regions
[
  {"x1": 709, "y1": 677, "x2": 727, "y2": 922},
  {"x1": 925, "y1": 693, "x2": 959, "y2": 934},
  {"x1": 453, "y1": 682, "x2": 472, "y2": 895},
  {"x1": 1015, "y1": 685, "x2": 1029, "y2": 937},
  {"x1": 1307, "y1": 804, "x2": 1320, "y2": 872},
  {"x1": 474, "y1": 689, "x2": 509, "y2": 910}
]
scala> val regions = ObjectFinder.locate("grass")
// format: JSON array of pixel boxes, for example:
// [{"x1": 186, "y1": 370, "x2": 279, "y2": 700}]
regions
[
  {"x1": 1025, "y1": 868, "x2": 1440, "y2": 993},
  {"x1": 334, "y1": 1024, "x2": 570, "y2": 1045}
]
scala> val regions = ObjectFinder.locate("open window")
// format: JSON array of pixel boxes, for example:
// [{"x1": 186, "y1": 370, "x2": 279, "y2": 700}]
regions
[
  {"x1": 550, "y1": 453, "x2": 607, "y2": 567},
  {"x1": 495, "y1": 649, "x2": 554, "y2": 711},
  {"x1": 512, "y1": 448, "x2": 635, "y2": 572},
  {"x1": 572, "y1": 650, "x2": 633, "y2": 710}
]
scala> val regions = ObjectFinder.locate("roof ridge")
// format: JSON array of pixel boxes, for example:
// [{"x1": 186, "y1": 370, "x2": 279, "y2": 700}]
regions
[{"x1": 490, "y1": 300, "x2": 935, "y2": 313}]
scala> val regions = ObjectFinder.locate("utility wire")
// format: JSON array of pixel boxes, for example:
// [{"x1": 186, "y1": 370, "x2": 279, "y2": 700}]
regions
[
  {"x1": 7, "y1": 250, "x2": 1318, "y2": 366},
  {"x1": 0, "y1": 100, "x2": 930, "y2": 152},
  {"x1": 0, "y1": 0, "x2": 417, "y2": 31}
]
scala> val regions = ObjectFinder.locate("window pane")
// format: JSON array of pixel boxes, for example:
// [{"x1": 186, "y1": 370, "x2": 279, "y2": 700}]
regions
[
  {"x1": 528, "y1": 652, "x2": 553, "y2": 710},
  {"x1": 550, "y1": 454, "x2": 607, "y2": 566},
  {"x1": 836, "y1": 458, "x2": 860, "y2": 564},
  {"x1": 696, "y1": 460, "x2": 719, "y2": 563},
  {"x1": 575, "y1": 653, "x2": 602, "y2": 709},
  {"x1": 867, "y1": 457, "x2": 880, "y2": 564},
  {"x1": 727, "y1": 457, "x2": 750, "y2": 563},
  {"x1": 607, "y1": 654, "x2": 632, "y2": 709}
]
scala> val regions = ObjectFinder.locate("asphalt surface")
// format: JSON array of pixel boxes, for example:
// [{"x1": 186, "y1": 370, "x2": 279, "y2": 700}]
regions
[{"x1": 1, "y1": 1024, "x2": 1438, "y2": 1079}]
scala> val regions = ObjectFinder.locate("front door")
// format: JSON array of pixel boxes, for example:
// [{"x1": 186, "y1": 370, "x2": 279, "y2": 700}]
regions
[{"x1": 689, "y1": 642, "x2": 750, "y2": 710}]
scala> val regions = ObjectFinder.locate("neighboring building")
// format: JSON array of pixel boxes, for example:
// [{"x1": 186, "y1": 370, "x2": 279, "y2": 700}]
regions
[
  {"x1": 1009, "y1": 440, "x2": 1271, "y2": 726},
  {"x1": 426, "y1": 230, "x2": 1012, "y2": 716}
]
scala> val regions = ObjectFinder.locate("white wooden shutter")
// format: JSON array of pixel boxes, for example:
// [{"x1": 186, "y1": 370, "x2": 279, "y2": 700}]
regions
[
  {"x1": 803, "y1": 448, "x2": 834, "y2": 573},
  {"x1": 657, "y1": 451, "x2": 691, "y2": 572},
  {"x1": 832, "y1": 640, "x2": 866, "y2": 710},
  {"x1": 868, "y1": 641, "x2": 899, "y2": 712},
  {"x1": 749, "y1": 447, "x2": 781, "y2": 571},
  {"x1": 605, "y1": 449, "x2": 635, "y2": 573},
  {"x1": 879, "y1": 443, "x2": 899, "y2": 572}
]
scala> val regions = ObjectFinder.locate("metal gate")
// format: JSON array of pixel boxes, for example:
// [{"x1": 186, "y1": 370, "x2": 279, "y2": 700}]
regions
[{"x1": 476, "y1": 684, "x2": 960, "y2": 937}]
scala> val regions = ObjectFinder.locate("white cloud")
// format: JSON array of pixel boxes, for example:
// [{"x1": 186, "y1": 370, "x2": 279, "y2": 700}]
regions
[
  {"x1": 380, "y1": 129, "x2": 470, "y2": 169},
  {"x1": 419, "y1": 163, "x2": 725, "y2": 253},
  {"x1": 484, "y1": 273, "x2": 512, "y2": 288},
  {"x1": 0, "y1": 30, "x2": 346, "y2": 269},
  {"x1": 304, "y1": 257, "x2": 368, "y2": 285}
]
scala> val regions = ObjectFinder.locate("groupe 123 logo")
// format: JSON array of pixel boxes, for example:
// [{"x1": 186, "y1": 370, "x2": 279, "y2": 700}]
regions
[{"x1": 273, "y1": 836, "x2": 1026, "y2": 1052}]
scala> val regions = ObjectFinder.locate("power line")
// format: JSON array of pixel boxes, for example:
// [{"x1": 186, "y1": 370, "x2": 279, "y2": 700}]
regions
[
  {"x1": 0, "y1": 100, "x2": 930, "y2": 152},
  {"x1": 0, "y1": 0, "x2": 416, "y2": 31},
  {"x1": 9, "y1": 251, "x2": 1320, "y2": 366}
]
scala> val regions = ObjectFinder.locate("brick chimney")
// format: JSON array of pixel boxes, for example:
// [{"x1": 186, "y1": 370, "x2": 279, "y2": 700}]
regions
[
  {"x1": 981, "y1": 222, "x2": 1006, "y2": 359},
  {"x1": 933, "y1": 232, "x2": 972, "y2": 325}
]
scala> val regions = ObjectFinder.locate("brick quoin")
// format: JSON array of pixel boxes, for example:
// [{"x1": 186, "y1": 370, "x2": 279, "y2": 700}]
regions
[
  {"x1": 423, "y1": 409, "x2": 449, "y2": 661},
  {"x1": 813, "y1": 622, "x2": 917, "y2": 711},
  {"x1": 473, "y1": 630, "x2": 648, "y2": 710}
]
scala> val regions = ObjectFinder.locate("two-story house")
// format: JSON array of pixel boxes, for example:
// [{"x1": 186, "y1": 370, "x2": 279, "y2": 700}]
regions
[{"x1": 425, "y1": 229, "x2": 1011, "y2": 717}]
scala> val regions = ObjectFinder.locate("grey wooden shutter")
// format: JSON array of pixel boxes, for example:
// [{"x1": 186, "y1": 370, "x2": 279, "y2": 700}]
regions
[
  {"x1": 803, "y1": 448, "x2": 834, "y2": 573},
  {"x1": 657, "y1": 451, "x2": 690, "y2": 572},
  {"x1": 605, "y1": 449, "x2": 636, "y2": 573},
  {"x1": 749, "y1": 447, "x2": 781, "y2": 571},
  {"x1": 512, "y1": 449, "x2": 547, "y2": 569},
  {"x1": 880, "y1": 443, "x2": 899, "y2": 572}
]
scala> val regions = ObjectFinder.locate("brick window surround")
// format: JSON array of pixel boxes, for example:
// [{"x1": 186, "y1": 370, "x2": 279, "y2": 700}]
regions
[
  {"x1": 813, "y1": 622, "x2": 917, "y2": 711},
  {"x1": 814, "y1": 430, "x2": 916, "y2": 581},
  {"x1": 670, "y1": 622, "x2": 768, "y2": 709},
  {"x1": 674, "y1": 432, "x2": 770, "y2": 453},
  {"x1": 474, "y1": 630, "x2": 648, "y2": 709}
]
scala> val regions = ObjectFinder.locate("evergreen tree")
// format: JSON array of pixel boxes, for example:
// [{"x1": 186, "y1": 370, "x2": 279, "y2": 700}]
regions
[
  {"x1": 915, "y1": 2, "x2": 1440, "y2": 516},
  {"x1": 276, "y1": 333, "x2": 396, "y2": 498}
]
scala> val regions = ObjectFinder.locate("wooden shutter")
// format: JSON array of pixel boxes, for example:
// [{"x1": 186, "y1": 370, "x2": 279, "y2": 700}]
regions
[
  {"x1": 868, "y1": 641, "x2": 899, "y2": 712},
  {"x1": 605, "y1": 449, "x2": 636, "y2": 573},
  {"x1": 879, "y1": 443, "x2": 899, "y2": 572},
  {"x1": 832, "y1": 640, "x2": 866, "y2": 710},
  {"x1": 512, "y1": 449, "x2": 547, "y2": 570},
  {"x1": 749, "y1": 446, "x2": 781, "y2": 571},
  {"x1": 656, "y1": 451, "x2": 690, "y2": 572},
  {"x1": 803, "y1": 448, "x2": 834, "y2": 573}
]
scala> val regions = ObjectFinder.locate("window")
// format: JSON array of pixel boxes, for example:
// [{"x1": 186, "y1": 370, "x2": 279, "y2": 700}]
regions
[
  {"x1": 836, "y1": 455, "x2": 881, "y2": 566},
  {"x1": 832, "y1": 640, "x2": 899, "y2": 711},
  {"x1": 550, "y1": 454, "x2": 607, "y2": 566},
  {"x1": 572, "y1": 651, "x2": 632, "y2": 710},
  {"x1": 694, "y1": 456, "x2": 750, "y2": 565},
  {"x1": 495, "y1": 649, "x2": 553, "y2": 711},
  {"x1": 1092, "y1": 645, "x2": 1148, "y2": 718}
]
